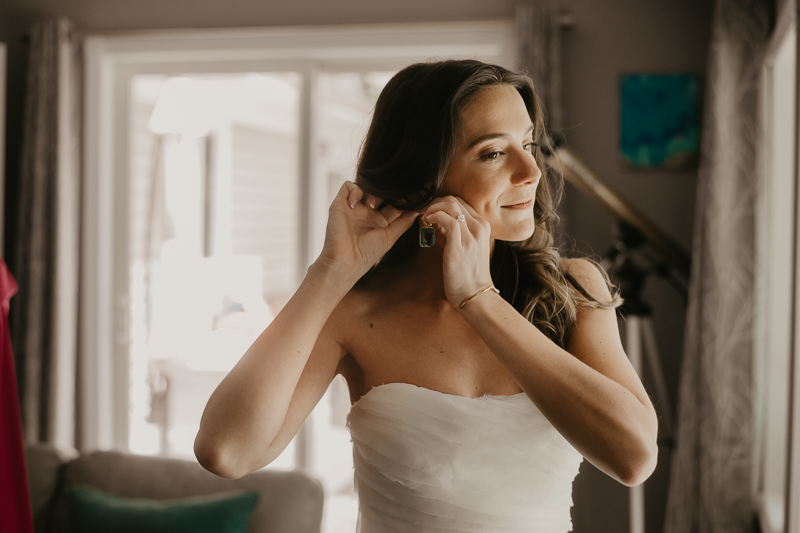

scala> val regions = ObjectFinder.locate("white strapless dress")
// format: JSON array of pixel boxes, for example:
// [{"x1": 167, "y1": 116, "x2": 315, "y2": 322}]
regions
[{"x1": 347, "y1": 383, "x2": 584, "y2": 533}]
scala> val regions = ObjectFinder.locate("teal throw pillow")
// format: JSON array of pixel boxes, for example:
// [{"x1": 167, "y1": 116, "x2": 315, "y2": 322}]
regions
[{"x1": 70, "y1": 485, "x2": 259, "y2": 533}]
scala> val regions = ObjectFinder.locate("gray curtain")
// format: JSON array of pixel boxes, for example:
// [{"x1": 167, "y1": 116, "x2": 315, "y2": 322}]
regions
[
  {"x1": 664, "y1": 0, "x2": 770, "y2": 531},
  {"x1": 12, "y1": 18, "x2": 82, "y2": 450},
  {"x1": 516, "y1": 0, "x2": 565, "y2": 133}
]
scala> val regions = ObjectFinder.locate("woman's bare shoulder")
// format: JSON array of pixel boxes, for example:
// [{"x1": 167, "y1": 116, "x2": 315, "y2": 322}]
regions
[
  {"x1": 326, "y1": 268, "x2": 405, "y2": 390},
  {"x1": 560, "y1": 257, "x2": 613, "y2": 301}
]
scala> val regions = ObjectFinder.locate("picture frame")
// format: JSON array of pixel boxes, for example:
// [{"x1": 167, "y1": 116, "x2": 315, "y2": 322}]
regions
[{"x1": 619, "y1": 72, "x2": 699, "y2": 170}]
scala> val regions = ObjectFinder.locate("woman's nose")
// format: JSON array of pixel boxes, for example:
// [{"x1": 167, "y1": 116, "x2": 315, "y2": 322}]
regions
[{"x1": 512, "y1": 149, "x2": 542, "y2": 184}]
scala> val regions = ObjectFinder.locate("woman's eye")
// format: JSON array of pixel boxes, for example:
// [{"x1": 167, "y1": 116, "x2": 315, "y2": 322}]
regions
[
  {"x1": 481, "y1": 151, "x2": 502, "y2": 161},
  {"x1": 524, "y1": 142, "x2": 539, "y2": 152}
]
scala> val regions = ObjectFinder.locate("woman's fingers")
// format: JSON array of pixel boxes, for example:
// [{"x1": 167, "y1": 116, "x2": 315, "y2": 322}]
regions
[
  {"x1": 424, "y1": 196, "x2": 464, "y2": 222},
  {"x1": 452, "y1": 197, "x2": 489, "y2": 234},
  {"x1": 424, "y1": 196, "x2": 479, "y2": 245},
  {"x1": 384, "y1": 211, "x2": 419, "y2": 243},
  {"x1": 425, "y1": 210, "x2": 463, "y2": 245},
  {"x1": 342, "y1": 182, "x2": 385, "y2": 212},
  {"x1": 364, "y1": 193, "x2": 380, "y2": 210},
  {"x1": 336, "y1": 179, "x2": 412, "y2": 237},
  {"x1": 342, "y1": 181, "x2": 363, "y2": 208},
  {"x1": 379, "y1": 203, "x2": 404, "y2": 224}
]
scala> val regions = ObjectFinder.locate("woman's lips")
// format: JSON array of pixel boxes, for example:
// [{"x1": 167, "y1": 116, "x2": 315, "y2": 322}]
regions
[{"x1": 501, "y1": 199, "x2": 533, "y2": 209}]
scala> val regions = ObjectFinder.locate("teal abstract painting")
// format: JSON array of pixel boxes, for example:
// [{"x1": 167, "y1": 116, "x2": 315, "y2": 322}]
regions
[{"x1": 619, "y1": 73, "x2": 699, "y2": 169}]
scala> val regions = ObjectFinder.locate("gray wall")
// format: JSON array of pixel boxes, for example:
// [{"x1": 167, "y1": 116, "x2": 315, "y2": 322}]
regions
[
  {"x1": 558, "y1": 3, "x2": 712, "y2": 532},
  {"x1": 1, "y1": 1, "x2": 713, "y2": 532}
]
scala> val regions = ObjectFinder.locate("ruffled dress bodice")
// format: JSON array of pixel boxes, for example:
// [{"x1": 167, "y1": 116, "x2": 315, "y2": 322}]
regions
[{"x1": 347, "y1": 382, "x2": 584, "y2": 533}]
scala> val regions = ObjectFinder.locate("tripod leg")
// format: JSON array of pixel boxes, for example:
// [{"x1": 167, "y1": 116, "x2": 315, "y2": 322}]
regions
[
  {"x1": 641, "y1": 317, "x2": 673, "y2": 437},
  {"x1": 625, "y1": 317, "x2": 645, "y2": 533}
]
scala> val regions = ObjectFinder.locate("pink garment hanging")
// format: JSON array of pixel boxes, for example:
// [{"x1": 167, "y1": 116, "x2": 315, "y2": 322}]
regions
[{"x1": 0, "y1": 258, "x2": 34, "y2": 533}]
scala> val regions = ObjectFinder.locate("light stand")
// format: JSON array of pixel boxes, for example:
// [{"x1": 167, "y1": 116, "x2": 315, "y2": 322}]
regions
[{"x1": 604, "y1": 221, "x2": 674, "y2": 533}]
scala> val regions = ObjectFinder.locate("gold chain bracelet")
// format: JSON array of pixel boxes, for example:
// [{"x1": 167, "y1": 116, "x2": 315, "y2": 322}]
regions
[{"x1": 459, "y1": 286, "x2": 500, "y2": 309}]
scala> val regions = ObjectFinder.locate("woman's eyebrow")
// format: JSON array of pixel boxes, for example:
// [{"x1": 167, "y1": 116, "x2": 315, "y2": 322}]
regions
[{"x1": 465, "y1": 124, "x2": 535, "y2": 150}]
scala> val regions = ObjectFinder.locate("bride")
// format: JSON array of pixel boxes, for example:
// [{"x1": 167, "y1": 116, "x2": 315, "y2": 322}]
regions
[{"x1": 195, "y1": 59, "x2": 658, "y2": 532}]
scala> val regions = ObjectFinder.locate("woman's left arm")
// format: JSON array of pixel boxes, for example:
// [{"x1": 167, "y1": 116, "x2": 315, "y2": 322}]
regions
[
  {"x1": 459, "y1": 258, "x2": 658, "y2": 486},
  {"x1": 424, "y1": 196, "x2": 658, "y2": 487}
]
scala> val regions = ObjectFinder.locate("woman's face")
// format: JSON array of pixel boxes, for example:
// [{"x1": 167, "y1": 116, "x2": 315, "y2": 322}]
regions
[{"x1": 440, "y1": 84, "x2": 542, "y2": 242}]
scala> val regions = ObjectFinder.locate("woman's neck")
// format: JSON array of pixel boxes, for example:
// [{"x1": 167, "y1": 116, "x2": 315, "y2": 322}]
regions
[
  {"x1": 396, "y1": 238, "x2": 496, "y2": 303},
  {"x1": 400, "y1": 245, "x2": 447, "y2": 301}
]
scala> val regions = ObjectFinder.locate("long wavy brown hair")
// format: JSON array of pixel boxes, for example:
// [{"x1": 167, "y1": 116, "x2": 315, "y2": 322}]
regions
[{"x1": 356, "y1": 59, "x2": 620, "y2": 348}]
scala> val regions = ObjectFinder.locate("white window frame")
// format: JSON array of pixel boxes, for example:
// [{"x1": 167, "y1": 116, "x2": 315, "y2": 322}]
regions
[
  {"x1": 82, "y1": 22, "x2": 516, "y2": 451},
  {"x1": 757, "y1": 1, "x2": 800, "y2": 532},
  {"x1": 789, "y1": 1, "x2": 800, "y2": 529},
  {"x1": 756, "y1": 12, "x2": 796, "y2": 533}
]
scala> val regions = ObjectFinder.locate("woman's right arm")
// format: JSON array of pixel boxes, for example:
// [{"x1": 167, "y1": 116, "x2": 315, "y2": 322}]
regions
[
  {"x1": 194, "y1": 182, "x2": 417, "y2": 479},
  {"x1": 194, "y1": 262, "x2": 350, "y2": 479}
]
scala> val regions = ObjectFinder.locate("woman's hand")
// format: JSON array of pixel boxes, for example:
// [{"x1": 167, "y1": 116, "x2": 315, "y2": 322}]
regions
[
  {"x1": 317, "y1": 181, "x2": 418, "y2": 281},
  {"x1": 422, "y1": 196, "x2": 494, "y2": 307}
]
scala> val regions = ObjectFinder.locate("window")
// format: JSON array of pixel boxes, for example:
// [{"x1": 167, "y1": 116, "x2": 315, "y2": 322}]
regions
[{"x1": 127, "y1": 72, "x2": 303, "y2": 458}]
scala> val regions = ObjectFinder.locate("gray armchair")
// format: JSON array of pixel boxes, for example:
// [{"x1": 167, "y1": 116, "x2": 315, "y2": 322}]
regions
[{"x1": 25, "y1": 443, "x2": 324, "y2": 533}]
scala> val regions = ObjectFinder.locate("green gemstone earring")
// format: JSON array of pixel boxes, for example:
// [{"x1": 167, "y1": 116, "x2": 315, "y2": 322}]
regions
[{"x1": 419, "y1": 221, "x2": 435, "y2": 247}]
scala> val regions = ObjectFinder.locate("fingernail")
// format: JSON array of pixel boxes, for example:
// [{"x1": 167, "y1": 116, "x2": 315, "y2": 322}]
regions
[
  {"x1": 350, "y1": 199, "x2": 357, "y2": 208},
  {"x1": 369, "y1": 200, "x2": 376, "y2": 209}
]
